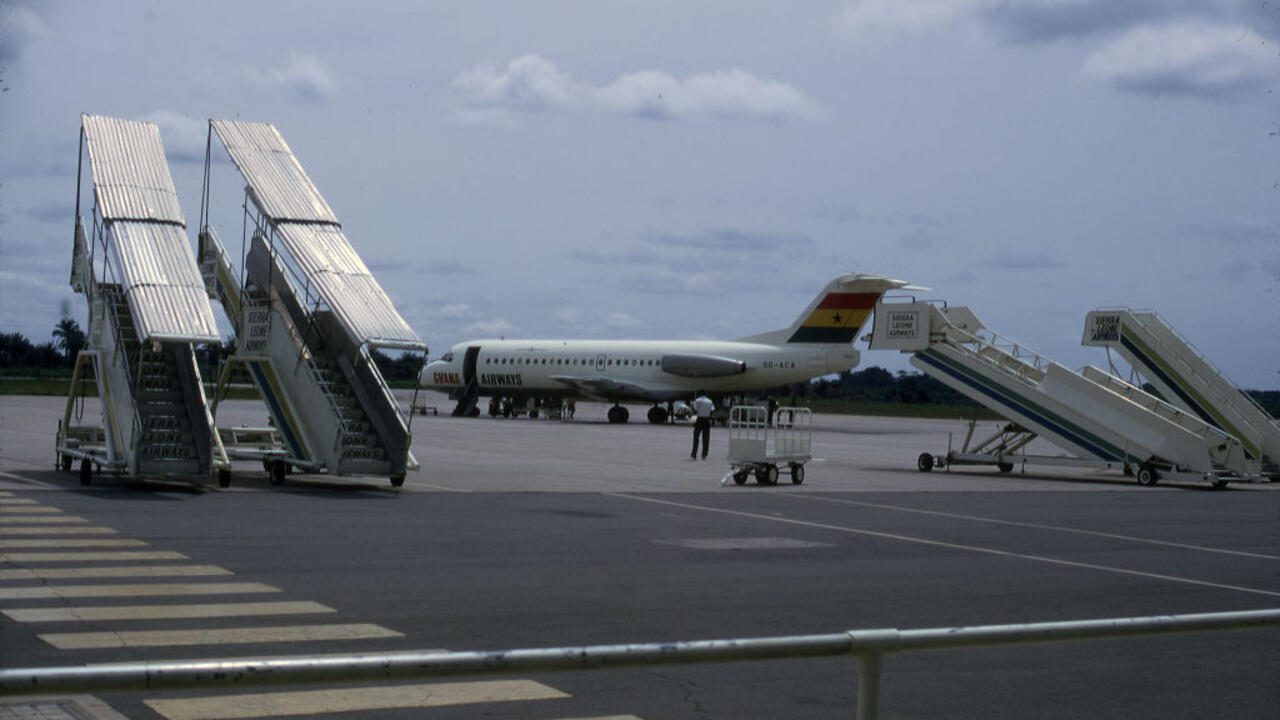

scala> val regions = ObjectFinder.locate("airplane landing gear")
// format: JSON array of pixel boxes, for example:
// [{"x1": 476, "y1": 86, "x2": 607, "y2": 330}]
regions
[
  {"x1": 607, "y1": 405, "x2": 630, "y2": 424},
  {"x1": 646, "y1": 405, "x2": 668, "y2": 424}
]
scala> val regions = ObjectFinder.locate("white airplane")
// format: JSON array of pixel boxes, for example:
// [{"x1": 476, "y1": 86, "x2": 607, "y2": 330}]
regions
[{"x1": 421, "y1": 273, "x2": 911, "y2": 423}]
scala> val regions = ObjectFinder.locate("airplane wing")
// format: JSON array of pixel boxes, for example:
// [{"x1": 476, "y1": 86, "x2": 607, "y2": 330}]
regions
[{"x1": 549, "y1": 375, "x2": 684, "y2": 403}]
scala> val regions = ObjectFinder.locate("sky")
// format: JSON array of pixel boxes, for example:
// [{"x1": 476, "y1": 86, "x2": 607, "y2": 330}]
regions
[{"x1": 1, "y1": 0, "x2": 1277, "y2": 389}]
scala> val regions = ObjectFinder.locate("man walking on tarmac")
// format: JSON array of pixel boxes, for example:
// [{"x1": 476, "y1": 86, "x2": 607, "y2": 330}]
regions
[{"x1": 690, "y1": 390, "x2": 715, "y2": 460}]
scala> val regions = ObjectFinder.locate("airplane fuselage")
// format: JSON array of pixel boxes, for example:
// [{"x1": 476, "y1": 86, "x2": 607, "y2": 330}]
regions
[{"x1": 423, "y1": 338, "x2": 858, "y2": 403}]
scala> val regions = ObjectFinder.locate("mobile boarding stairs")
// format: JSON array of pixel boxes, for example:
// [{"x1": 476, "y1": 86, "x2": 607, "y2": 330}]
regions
[
  {"x1": 868, "y1": 302, "x2": 1256, "y2": 488},
  {"x1": 198, "y1": 120, "x2": 427, "y2": 487},
  {"x1": 57, "y1": 115, "x2": 229, "y2": 486},
  {"x1": 1083, "y1": 309, "x2": 1279, "y2": 481}
]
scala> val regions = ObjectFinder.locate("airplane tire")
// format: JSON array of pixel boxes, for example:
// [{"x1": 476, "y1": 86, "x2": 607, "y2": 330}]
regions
[
  {"x1": 390, "y1": 475, "x2": 405, "y2": 488},
  {"x1": 1137, "y1": 464, "x2": 1159, "y2": 486},
  {"x1": 469, "y1": 407, "x2": 481, "y2": 417},
  {"x1": 917, "y1": 453, "x2": 934, "y2": 472},
  {"x1": 790, "y1": 464, "x2": 805, "y2": 485},
  {"x1": 647, "y1": 406, "x2": 668, "y2": 424},
  {"x1": 79, "y1": 458, "x2": 92, "y2": 486}
]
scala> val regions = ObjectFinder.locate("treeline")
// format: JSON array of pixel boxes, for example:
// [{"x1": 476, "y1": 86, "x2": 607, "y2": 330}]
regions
[
  {"x1": 3, "y1": 322, "x2": 1276, "y2": 415},
  {"x1": 768, "y1": 366, "x2": 983, "y2": 408},
  {"x1": 1, "y1": 321, "x2": 424, "y2": 385},
  {"x1": 0, "y1": 319, "x2": 86, "y2": 374}
]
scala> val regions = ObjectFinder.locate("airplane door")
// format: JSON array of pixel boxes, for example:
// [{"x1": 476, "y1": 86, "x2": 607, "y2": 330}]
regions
[
  {"x1": 595, "y1": 353, "x2": 606, "y2": 372},
  {"x1": 463, "y1": 346, "x2": 481, "y2": 384}
]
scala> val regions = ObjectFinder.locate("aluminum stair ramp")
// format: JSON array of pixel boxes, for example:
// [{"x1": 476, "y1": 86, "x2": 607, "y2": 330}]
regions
[
  {"x1": 868, "y1": 302, "x2": 1243, "y2": 487},
  {"x1": 1084, "y1": 309, "x2": 1279, "y2": 479},
  {"x1": 200, "y1": 120, "x2": 426, "y2": 487},
  {"x1": 57, "y1": 114, "x2": 226, "y2": 486}
]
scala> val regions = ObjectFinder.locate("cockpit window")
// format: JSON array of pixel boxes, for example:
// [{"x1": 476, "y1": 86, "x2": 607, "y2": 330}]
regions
[{"x1": 441, "y1": 352, "x2": 454, "y2": 362}]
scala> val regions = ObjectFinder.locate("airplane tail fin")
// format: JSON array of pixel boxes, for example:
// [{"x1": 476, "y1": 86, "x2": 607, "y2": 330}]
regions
[{"x1": 738, "y1": 273, "x2": 914, "y2": 345}]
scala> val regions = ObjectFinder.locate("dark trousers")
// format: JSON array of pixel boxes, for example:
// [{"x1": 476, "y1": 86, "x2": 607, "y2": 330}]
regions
[{"x1": 691, "y1": 417, "x2": 711, "y2": 458}]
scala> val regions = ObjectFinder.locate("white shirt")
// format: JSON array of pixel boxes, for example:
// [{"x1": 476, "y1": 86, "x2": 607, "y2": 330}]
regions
[{"x1": 692, "y1": 395, "x2": 715, "y2": 419}]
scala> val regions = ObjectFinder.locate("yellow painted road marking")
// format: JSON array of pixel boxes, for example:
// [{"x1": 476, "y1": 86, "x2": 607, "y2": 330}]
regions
[
  {"x1": 0, "y1": 515, "x2": 87, "y2": 524},
  {"x1": 0, "y1": 582, "x2": 279, "y2": 600},
  {"x1": 144, "y1": 679, "x2": 566, "y2": 720},
  {"x1": 0, "y1": 538, "x2": 147, "y2": 549},
  {"x1": 0, "y1": 550, "x2": 185, "y2": 562},
  {"x1": 784, "y1": 494, "x2": 1280, "y2": 561},
  {"x1": 0, "y1": 491, "x2": 13, "y2": 496},
  {"x1": 0, "y1": 505, "x2": 62, "y2": 513},
  {"x1": 7, "y1": 600, "x2": 334, "y2": 623},
  {"x1": 94, "y1": 649, "x2": 447, "y2": 667},
  {"x1": 0, "y1": 498, "x2": 39, "y2": 505},
  {"x1": 0, "y1": 565, "x2": 231, "y2": 580},
  {"x1": 0, "y1": 526, "x2": 117, "y2": 535},
  {"x1": 609, "y1": 493, "x2": 1280, "y2": 599},
  {"x1": 43, "y1": 623, "x2": 402, "y2": 649}
]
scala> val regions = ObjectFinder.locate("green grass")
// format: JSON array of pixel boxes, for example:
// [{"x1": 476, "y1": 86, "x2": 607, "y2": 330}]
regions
[
  {"x1": 0, "y1": 377, "x2": 258, "y2": 400},
  {"x1": 800, "y1": 398, "x2": 1000, "y2": 420},
  {"x1": 2, "y1": 378, "x2": 992, "y2": 420}
]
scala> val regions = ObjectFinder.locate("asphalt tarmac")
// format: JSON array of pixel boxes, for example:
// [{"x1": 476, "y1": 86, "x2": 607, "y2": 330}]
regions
[{"x1": 1, "y1": 392, "x2": 1277, "y2": 719}]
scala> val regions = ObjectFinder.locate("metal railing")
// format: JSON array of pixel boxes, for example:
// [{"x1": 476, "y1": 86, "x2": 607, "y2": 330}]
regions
[{"x1": 2, "y1": 609, "x2": 1277, "y2": 719}]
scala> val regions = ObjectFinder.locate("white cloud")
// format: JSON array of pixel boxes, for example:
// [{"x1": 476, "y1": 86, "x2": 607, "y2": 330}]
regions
[
  {"x1": 1083, "y1": 22, "x2": 1277, "y2": 100},
  {"x1": 452, "y1": 55, "x2": 818, "y2": 124},
  {"x1": 452, "y1": 55, "x2": 580, "y2": 111},
  {"x1": 434, "y1": 303, "x2": 474, "y2": 320},
  {"x1": 605, "y1": 312, "x2": 642, "y2": 329},
  {"x1": 0, "y1": 4, "x2": 49, "y2": 63},
  {"x1": 836, "y1": 0, "x2": 987, "y2": 40},
  {"x1": 140, "y1": 110, "x2": 209, "y2": 164},
  {"x1": 462, "y1": 318, "x2": 514, "y2": 337},
  {"x1": 246, "y1": 53, "x2": 338, "y2": 102}
]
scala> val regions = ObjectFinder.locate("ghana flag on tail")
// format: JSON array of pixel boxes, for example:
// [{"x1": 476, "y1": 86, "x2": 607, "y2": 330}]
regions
[{"x1": 787, "y1": 291, "x2": 881, "y2": 343}]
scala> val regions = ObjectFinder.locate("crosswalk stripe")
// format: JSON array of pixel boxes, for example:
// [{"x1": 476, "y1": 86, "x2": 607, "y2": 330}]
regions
[
  {"x1": 42, "y1": 623, "x2": 403, "y2": 649},
  {"x1": 0, "y1": 582, "x2": 279, "y2": 600},
  {"x1": 0, "y1": 550, "x2": 186, "y2": 562},
  {"x1": 0, "y1": 565, "x2": 231, "y2": 580},
  {"x1": 7, "y1": 600, "x2": 335, "y2": 623},
  {"x1": 0, "y1": 526, "x2": 117, "y2": 535},
  {"x1": 143, "y1": 679, "x2": 568, "y2": 720},
  {"x1": 0, "y1": 538, "x2": 147, "y2": 549},
  {"x1": 0, "y1": 498, "x2": 39, "y2": 505},
  {"x1": 0, "y1": 506, "x2": 62, "y2": 514},
  {"x1": 0, "y1": 515, "x2": 87, "y2": 524}
]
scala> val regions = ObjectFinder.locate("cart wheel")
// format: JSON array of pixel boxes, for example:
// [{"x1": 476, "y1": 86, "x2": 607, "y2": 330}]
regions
[
  {"x1": 733, "y1": 470, "x2": 749, "y2": 485},
  {"x1": 1137, "y1": 464, "x2": 1159, "y2": 486},
  {"x1": 60, "y1": 454, "x2": 72, "y2": 472},
  {"x1": 1211, "y1": 478, "x2": 1228, "y2": 490},
  {"x1": 262, "y1": 458, "x2": 272, "y2": 473},
  {"x1": 79, "y1": 458, "x2": 92, "y2": 486},
  {"x1": 269, "y1": 460, "x2": 287, "y2": 486},
  {"x1": 756, "y1": 464, "x2": 779, "y2": 485},
  {"x1": 390, "y1": 474, "x2": 405, "y2": 488},
  {"x1": 790, "y1": 464, "x2": 805, "y2": 485},
  {"x1": 997, "y1": 462, "x2": 1014, "y2": 474},
  {"x1": 917, "y1": 453, "x2": 934, "y2": 472},
  {"x1": 217, "y1": 468, "x2": 232, "y2": 489}
]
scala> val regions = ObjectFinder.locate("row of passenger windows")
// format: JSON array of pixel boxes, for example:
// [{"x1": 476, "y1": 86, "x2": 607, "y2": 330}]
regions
[{"x1": 484, "y1": 356, "x2": 658, "y2": 367}]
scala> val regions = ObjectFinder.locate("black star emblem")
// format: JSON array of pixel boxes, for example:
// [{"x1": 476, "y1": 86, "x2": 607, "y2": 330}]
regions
[{"x1": 832, "y1": 312, "x2": 844, "y2": 325}]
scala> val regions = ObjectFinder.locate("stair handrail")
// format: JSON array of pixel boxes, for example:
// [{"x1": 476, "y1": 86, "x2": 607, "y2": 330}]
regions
[{"x1": 1128, "y1": 310, "x2": 1275, "y2": 422}]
